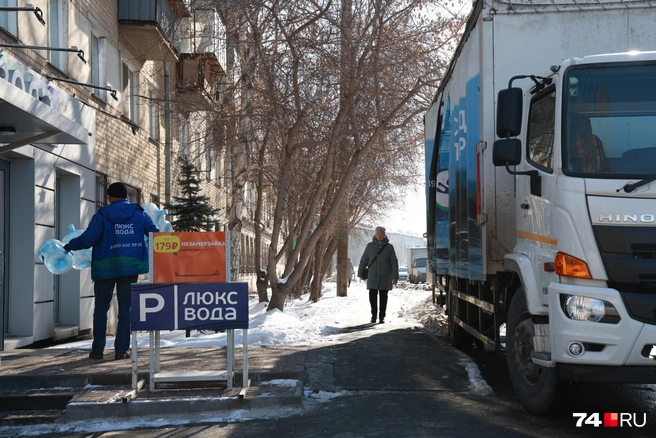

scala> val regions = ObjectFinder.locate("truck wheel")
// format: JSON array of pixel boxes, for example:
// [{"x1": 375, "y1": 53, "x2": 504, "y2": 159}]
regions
[
  {"x1": 448, "y1": 287, "x2": 473, "y2": 350},
  {"x1": 506, "y1": 288, "x2": 560, "y2": 414}
]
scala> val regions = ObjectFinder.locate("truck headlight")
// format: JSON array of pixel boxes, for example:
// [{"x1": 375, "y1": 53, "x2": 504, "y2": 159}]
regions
[{"x1": 561, "y1": 295, "x2": 620, "y2": 324}]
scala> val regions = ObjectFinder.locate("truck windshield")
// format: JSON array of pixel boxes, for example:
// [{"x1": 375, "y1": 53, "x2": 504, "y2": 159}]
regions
[{"x1": 563, "y1": 63, "x2": 656, "y2": 178}]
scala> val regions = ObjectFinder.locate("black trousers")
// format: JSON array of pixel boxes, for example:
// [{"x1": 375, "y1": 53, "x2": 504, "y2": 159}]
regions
[{"x1": 369, "y1": 289, "x2": 388, "y2": 319}]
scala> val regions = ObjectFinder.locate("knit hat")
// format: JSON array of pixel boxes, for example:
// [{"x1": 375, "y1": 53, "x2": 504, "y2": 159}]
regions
[
  {"x1": 375, "y1": 226, "x2": 386, "y2": 234},
  {"x1": 107, "y1": 182, "x2": 128, "y2": 199}
]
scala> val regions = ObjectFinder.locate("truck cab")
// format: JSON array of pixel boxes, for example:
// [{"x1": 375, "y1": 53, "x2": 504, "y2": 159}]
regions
[{"x1": 492, "y1": 52, "x2": 656, "y2": 410}]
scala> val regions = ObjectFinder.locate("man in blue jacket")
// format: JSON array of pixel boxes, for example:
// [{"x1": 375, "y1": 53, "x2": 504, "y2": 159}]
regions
[{"x1": 65, "y1": 182, "x2": 159, "y2": 360}]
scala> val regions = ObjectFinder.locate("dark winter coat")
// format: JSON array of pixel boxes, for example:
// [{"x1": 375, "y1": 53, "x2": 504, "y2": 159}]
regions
[
  {"x1": 66, "y1": 200, "x2": 159, "y2": 280},
  {"x1": 358, "y1": 236, "x2": 399, "y2": 290}
]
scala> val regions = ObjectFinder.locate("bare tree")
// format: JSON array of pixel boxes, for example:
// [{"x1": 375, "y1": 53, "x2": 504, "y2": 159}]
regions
[
  {"x1": 196, "y1": 0, "x2": 464, "y2": 310},
  {"x1": 246, "y1": 1, "x2": 462, "y2": 310}
]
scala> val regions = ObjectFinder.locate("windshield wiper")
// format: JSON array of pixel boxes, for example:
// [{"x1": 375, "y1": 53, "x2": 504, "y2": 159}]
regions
[{"x1": 617, "y1": 176, "x2": 656, "y2": 193}]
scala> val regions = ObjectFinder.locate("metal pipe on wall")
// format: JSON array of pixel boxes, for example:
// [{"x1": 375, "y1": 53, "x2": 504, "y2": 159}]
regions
[{"x1": 164, "y1": 62, "x2": 172, "y2": 205}]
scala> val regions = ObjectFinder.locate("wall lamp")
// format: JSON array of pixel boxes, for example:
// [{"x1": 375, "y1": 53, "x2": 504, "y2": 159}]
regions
[
  {"x1": 45, "y1": 75, "x2": 118, "y2": 101},
  {"x1": 0, "y1": 4, "x2": 45, "y2": 25},
  {"x1": 0, "y1": 44, "x2": 86, "y2": 64}
]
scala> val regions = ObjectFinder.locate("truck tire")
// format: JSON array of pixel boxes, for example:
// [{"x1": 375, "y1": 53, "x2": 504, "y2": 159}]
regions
[
  {"x1": 447, "y1": 285, "x2": 473, "y2": 350},
  {"x1": 506, "y1": 288, "x2": 560, "y2": 414}
]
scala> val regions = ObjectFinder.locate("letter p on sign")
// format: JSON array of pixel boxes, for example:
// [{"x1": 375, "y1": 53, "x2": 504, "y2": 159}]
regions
[{"x1": 140, "y1": 293, "x2": 165, "y2": 321}]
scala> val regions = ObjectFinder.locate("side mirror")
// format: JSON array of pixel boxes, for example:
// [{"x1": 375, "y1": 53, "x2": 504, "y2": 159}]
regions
[
  {"x1": 496, "y1": 88, "x2": 523, "y2": 138},
  {"x1": 493, "y1": 139, "x2": 522, "y2": 167}
]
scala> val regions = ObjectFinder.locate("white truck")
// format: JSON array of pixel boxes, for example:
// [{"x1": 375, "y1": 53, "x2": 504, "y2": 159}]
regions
[
  {"x1": 425, "y1": 0, "x2": 656, "y2": 414},
  {"x1": 407, "y1": 247, "x2": 427, "y2": 284}
]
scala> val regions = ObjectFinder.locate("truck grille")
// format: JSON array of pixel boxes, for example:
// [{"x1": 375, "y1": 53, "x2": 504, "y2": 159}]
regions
[
  {"x1": 632, "y1": 244, "x2": 656, "y2": 259},
  {"x1": 593, "y1": 225, "x2": 656, "y2": 325}
]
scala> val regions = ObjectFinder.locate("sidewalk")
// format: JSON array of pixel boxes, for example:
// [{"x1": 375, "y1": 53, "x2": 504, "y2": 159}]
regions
[
  {"x1": 0, "y1": 284, "x2": 481, "y2": 435},
  {"x1": 0, "y1": 321, "x2": 478, "y2": 430},
  {"x1": 0, "y1": 343, "x2": 308, "y2": 426}
]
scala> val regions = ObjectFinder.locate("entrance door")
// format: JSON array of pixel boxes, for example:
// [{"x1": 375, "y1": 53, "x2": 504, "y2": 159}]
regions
[{"x1": 0, "y1": 160, "x2": 8, "y2": 350}]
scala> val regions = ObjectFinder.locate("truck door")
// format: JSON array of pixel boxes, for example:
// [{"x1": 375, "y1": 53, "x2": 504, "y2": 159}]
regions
[{"x1": 516, "y1": 86, "x2": 558, "y2": 288}]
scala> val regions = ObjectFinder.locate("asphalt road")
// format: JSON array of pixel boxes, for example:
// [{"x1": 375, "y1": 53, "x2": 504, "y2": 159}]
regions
[{"x1": 467, "y1": 343, "x2": 656, "y2": 438}]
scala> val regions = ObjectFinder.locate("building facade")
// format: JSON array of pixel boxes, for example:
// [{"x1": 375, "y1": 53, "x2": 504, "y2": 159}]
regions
[{"x1": 0, "y1": 0, "x2": 267, "y2": 351}]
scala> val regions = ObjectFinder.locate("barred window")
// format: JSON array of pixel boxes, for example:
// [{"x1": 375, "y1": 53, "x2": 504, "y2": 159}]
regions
[{"x1": 96, "y1": 173, "x2": 108, "y2": 211}]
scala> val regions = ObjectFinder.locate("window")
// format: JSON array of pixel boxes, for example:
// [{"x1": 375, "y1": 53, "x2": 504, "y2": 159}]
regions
[
  {"x1": 48, "y1": 0, "x2": 69, "y2": 72},
  {"x1": 90, "y1": 34, "x2": 107, "y2": 100},
  {"x1": 148, "y1": 89, "x2": 159, "y2": 140},
  {"x1": 199, "y1": 134, "x2": 207, "y2": 173},
  {"x1": 190, "y1": 129, "x2": 200, "y2": 168},
  {"x1": 122, "y1": 62, "x2": 139, "y2": 124},
  {"x1": 208, "y1": 148, "x2": 216, "y2": 181},
  {"x1": 216, "y1": 152, "x2": 224, "y2": 185},
  {"x1": 96, "y1": 173, "x2": 108, "y2": 210},
  {"x1": 526, "y1": 88, "x2": 555, "y2": 173},
  {"x1": 245, "y1": 181, "x2": 253, "y2": 210},
  {"x1": 126, "y1": 185, "x2": 141, "y2": 204},
  {"x1": 177, "y1": 116, "x2": 189, "y2": 157},
  {"x1": 0, "y1": 0, "x2": 18, "y2": 35},
  {"x1": 564, "y1": 63, "x2": 656, "y2": 177}
]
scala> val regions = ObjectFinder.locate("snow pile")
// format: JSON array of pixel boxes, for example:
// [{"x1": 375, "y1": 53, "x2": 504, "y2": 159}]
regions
[{"x1": 51, "y1": 281, "x2": 444, "y2": 350}]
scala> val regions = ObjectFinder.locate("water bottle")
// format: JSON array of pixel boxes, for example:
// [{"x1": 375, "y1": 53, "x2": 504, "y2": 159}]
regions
[
  {"x1": 156, "y1": 209, "x2": 173, "y2": 232},
  {"x1": 157, "y1": 219, "x2": 173, "y2": 232},
  {"x1": 143, "y1": 203, "x2": 172, "y2": 232},
  {"x1": 143, "y1": 202, "x2": 160, "y2": 224},
  {"x1": 62, "y1": 225, "x2": 92, "y2": 269},
  {"x1": 38, "y1": 239, "x2": 74, "y2": 275}
]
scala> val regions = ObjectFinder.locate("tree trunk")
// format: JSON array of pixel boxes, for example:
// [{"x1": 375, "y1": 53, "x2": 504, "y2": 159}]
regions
[
  {"x1": 301, "y1": 256, "x2": 314, "y2": 296},
  {"x1": 268, "y1": 281, "x2": 287, "y2": 311},
  {"x1": 310, "y1": 234, "x2": 325, "y2": 302},
  {"x1": 336, "y1": 198, "x2": 349, "y2": 297},
  {"x1": 335, "y1": 0, "x2": 353, "y2": 297},
  {"x1": 322, "y1": 235, "x2": 338, "y2": 278},
  {"x1": 256, "y1": 269, "x2": 268, "y2": 303}
]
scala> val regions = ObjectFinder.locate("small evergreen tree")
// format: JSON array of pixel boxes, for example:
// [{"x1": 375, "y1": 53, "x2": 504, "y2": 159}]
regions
[{"x1": 165, "y1": 162, "x2": 218, "y2": 232}]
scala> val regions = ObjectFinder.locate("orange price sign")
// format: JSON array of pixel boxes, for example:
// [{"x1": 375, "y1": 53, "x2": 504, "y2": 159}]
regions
[
  {"x1": 152, "y1": 232, "x2": 227, "y2": 284},
  {"x1": 153, "y1": 235, "x2": 181, "y2": 253}
]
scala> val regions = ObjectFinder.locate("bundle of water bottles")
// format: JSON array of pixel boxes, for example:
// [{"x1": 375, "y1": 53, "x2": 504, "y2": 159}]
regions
[
  {"x1": 38, "y1": 203, "x2": 173, "y2": 275},
  {"x1": 142, "y1": 202, "x2": 173, "y2": 233}
]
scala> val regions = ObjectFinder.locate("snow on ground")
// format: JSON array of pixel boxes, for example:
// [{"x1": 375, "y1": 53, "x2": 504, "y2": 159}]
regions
[
  {"x1": 1, "y1": 280, "x2": 490, "y2": 437},
  {"x1": 54, "y1": 280, "x2": 446, "y2": 350}
]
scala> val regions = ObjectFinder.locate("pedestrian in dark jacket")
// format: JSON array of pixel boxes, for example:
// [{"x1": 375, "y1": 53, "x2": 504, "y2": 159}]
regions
[
  {"x1": 358, "y1": 226, "x2": 398, "y2": 324},
  {"x1": 65, "y1": 182, "x2": 159, "y2": 360}
]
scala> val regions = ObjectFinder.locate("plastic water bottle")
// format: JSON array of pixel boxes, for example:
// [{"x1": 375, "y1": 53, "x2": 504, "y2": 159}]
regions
[
  {"x1": 143, "y1": 202, "x2": 160, "y2": 224},
  {"x1": 143, "y1": 203, "x2": 173, "y2": 232},
  {"x1": 156, "y1": 209, "x2": 173, "y2": 232},
  {"x1": 38, "y1": 239, "x2": 74, "y2": 275},
  {"x1": 62, "y1": 225, "x2": 92, "y2": 269},
  {"x1": 157, "y1": 219, "x2": 173, "y2": 232}
]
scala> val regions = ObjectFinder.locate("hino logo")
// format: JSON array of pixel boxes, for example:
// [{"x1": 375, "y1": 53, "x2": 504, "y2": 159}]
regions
[{"x1": 599, "y1": 214, "x2": 656, "y2": 223}]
